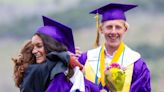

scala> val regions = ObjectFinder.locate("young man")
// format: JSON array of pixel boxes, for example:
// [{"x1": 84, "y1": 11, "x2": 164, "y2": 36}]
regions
[{"x1": 78, "y1": 3, "x2": 151, "y2": 92}]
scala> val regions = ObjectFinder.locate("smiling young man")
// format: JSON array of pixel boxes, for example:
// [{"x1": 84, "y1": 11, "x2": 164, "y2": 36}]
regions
[
  {"x1": 78, "y1": 3, "x2": 151, "y2": 92},
  {"x1": 100, "y1": 20, "x2": 127, "y2": 55}
]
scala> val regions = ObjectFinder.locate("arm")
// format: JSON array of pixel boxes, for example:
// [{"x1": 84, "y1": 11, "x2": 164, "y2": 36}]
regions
[
  {"x1": 20, "y1": 51, "x2": 70, "y2": 92},
  {"x1": 130, "y1": 58, "x2": 151, "y2": 92}
]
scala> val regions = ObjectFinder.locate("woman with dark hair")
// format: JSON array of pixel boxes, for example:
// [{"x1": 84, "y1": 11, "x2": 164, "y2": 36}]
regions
[{"x1": 13, "y1": 16, "x2": 99, "y2": 92}]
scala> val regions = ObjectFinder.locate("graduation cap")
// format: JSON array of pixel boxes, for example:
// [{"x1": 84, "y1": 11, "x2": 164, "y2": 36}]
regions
[
  {"x1": 90, "y1": 3, "x2": 137, "y2": 47},
  {"x1": 36, "y1": 16, "x2": 75, "y2": 53},
  {"x1": 90, "y1": 3, "x2": 137, "y2": 22}
]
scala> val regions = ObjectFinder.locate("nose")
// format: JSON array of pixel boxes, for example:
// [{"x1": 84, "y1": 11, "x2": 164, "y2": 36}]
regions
[
  {"x1": 110, "y1": 27, "x2": 116, "y2": 34},
  {"x1": 32, "y1": 46, "x2": 38, "y2": 54}
]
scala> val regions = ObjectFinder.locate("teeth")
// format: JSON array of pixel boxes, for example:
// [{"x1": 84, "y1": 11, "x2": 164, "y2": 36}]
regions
[
  {"x1": 34, "y1": 54, "x2": 41, "y2": 58},
  {"x1": 36, "y1": 56, "x2": 39, "y2": 58},
  {"x1": 109, "y1": 35, "x2": 117, "y2": 40},
  {"x1": 111, "y1": 36, "x2": 117, "y2": 40}
]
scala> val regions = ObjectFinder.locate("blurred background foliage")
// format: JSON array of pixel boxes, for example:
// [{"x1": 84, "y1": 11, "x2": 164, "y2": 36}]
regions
[{"x1": 0, "y1": 0, "x2": 164, "y2": 92}]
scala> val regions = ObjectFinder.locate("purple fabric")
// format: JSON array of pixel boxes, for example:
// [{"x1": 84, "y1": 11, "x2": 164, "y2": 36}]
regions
[
  {"x1": 36, "y1": 16, "x2": 75, "y2": 53},
  {"x1": 78, "y1": 52, "x2": 87, "y2": 65},
  {"x1": 90, "y1": 3, "x2": 137, "y2": 22},
  {"x1": 46, "y1": 73, "x2": 100, "y2": 92},
  {"x1": 102, "y1": 9, "x2": 126, "y2": 22},
  {"x1": 78, "y1": 53, "x2": 151, "y2": 92},
  {"x1": 37, "y1": 26, "x2": 63, "y2": 44},
  {"x1": 130, "y1": 58, "x2": 151, "y2": 92}
]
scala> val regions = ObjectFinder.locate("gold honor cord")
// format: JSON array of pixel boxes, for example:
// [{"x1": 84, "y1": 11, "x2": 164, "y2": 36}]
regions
[
  {"x1": 96, "y1": 13, "x2": 99, "y2": 30},
  {"x1": 94, "y1": 13, "x2": 100, "y2": 47},
  {"x1": 98, "y1": 42, "x2": 125, "y2": 87}
]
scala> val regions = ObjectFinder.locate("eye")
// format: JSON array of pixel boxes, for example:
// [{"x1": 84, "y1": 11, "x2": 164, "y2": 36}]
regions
[
  {"x1": 106, "y1": 25, "x2": 113, "y2": 30},
  {"x1": 115, "y1": 25, "x2": 122, "y2": 30},
  {"x1": 36, "y1": 44, "x2": 43, "y2": 48}
]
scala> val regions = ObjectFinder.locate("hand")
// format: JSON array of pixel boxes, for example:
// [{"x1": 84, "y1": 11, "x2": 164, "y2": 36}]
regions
[
  {"x1": 75, "y1": 47, "x2": 82, "y2": 58},
  {"x1": 69, "y1": 55, "x2": 83, "y2": 71}
]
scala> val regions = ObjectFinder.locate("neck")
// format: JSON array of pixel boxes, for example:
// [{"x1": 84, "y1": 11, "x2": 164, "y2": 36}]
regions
[{"x1": 105, "y1": 43, "x2": 119, "y2": 56}]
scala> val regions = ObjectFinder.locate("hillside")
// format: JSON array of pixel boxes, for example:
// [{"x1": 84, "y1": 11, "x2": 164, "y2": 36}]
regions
[{"x1": 0, "y1": 0, "x2": 164, "y2": 91}]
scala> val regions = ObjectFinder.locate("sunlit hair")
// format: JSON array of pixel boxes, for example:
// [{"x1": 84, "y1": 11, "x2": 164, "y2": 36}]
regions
[{"x1": 12, "y1": 40, "x2": 35, "y2": 88}]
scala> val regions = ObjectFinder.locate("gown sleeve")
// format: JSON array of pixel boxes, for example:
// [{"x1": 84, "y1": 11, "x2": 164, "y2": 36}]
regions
[
  {"x1": 46, "y1": 73, "x2": 100, "y2": 92},
  {"x1": 130, "y1": 58, "x2": 151, "y2": 92},
  {"x1": 78, "y1": 52, "x2": 87, "y2": 65}
]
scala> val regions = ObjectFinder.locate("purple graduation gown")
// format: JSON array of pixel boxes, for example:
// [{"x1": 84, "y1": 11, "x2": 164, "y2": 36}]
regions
[
  {"x1": 78, "y1": 52, "x2": 151, "y2": 92},
  {"x1": 46, "y1": 73, "x2": 100, "y2": 92}
]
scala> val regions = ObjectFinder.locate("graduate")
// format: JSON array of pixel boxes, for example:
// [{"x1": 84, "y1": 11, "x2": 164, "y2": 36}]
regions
[
  {"x1": 13, "y1": 16, "x2": 99, "y2": 92},
  {"x1": 78, "y1": 3, "x2": 151, "y2": 92}
]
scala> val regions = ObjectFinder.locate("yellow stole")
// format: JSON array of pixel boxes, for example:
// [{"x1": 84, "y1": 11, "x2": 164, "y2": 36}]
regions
[
  {"x1": 99, "y1": 42, "x2": 125, "y2": 86},
  {"x1": 85, "y1": 42, "x2": 134, "y2": 92}
]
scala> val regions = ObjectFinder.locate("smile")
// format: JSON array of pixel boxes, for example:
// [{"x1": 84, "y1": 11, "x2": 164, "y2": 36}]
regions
[{"x1": 109, "y1": 34, "x2": 118, "y2": 40}]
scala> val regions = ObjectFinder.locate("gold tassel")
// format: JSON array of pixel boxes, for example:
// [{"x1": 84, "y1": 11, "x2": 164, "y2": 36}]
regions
[{"x1": 94, "y1": 12, "x2": 100, "y2": 48}]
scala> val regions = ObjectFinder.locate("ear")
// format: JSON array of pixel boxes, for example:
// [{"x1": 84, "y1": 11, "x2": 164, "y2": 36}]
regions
[
  {"x1": 99, "y1": 24, "x2": 103, "y2": 34},
  {"x1": 124, "y1": 28, "x2": 128, "y2": 32},
  {"x1": 124, "y1": 22, "x2": 129, "y2": 32}
]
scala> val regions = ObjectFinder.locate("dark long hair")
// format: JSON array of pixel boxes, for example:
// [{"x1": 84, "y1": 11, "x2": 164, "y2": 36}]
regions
[
  {"x1": 35, "y1": 33, "x2": 67, "y2": 53},
  {"x1": 35, "y1": 33, "x2": 74, "y2": 82}
]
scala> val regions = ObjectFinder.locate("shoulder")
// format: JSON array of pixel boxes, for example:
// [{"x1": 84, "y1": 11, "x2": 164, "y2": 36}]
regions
[
  {"x1": 134, "y1": 58, "x2": 150, "y2": 73},
  {"x1": 87, "y1": 46, "x2": 101, "y2": 56},
  {"x1": 78, "y1": 46, "x2": 101, "y2": 65},
  {"x1": 87, "y1": 46, "x2": 101, "y2": 60},
  {"x1": 24, "y1": 64, "x2": 39, "y2": 76},
  {"x1": 20, "y1": 65, "x2": 38, "y2": 91},
  {"x1": 124, "y1": 45, "x2": 141, "y2": 61},
  {"x1": 123, "y1": 46, "x2": 141, "y2": 67},
  {"x1": 23, "y1": 63, "x2": 47, "y2": 80}
]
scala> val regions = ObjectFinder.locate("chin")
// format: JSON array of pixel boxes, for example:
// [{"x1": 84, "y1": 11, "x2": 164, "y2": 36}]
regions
[
  {"x1": 36, "y1": 59, "x2": 45, "y2": 64},
  {"x1": 108, "y1": 42, "x2": 120, "y2": 48}
]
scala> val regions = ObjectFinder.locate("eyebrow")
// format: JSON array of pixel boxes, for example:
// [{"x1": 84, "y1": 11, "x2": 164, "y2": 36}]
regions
[{"x1": 33, "y1": 41, "x2": 43, "y2": 45}]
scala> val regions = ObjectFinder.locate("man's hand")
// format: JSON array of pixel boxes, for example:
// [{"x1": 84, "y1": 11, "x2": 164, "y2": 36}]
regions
[
  {"x1": 68, "y1": 51, "x2": 83, "y2": 70},
  {"x1": 75, "y1": 47, "x2": 82, "y2": 58}
]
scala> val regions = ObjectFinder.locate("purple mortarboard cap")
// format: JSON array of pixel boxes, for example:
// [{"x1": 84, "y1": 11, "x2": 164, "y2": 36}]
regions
[
  {"x1": 37, "y1": 16, "x2": 75, "y2": 53},
  {"x1": 90, "y1": 3, "x2": 137, "y2": 22}
]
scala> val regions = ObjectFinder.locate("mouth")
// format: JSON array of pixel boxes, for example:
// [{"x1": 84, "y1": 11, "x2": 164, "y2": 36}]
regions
[
  {"x1": 108, "y1": 34, "x2": 118, "y2": 41},
  {"x1": 34, "y1": 54, "x2": 42, "y2": 59}
]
